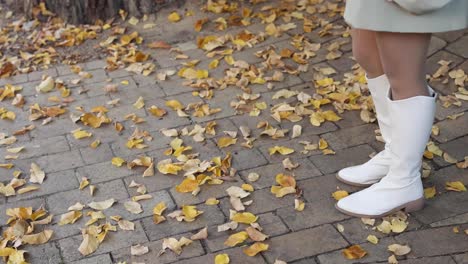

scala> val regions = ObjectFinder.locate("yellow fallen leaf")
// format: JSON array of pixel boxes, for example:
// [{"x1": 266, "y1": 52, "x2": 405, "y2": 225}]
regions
[
  {"x1": 59, "y1": 211, "x2": 83, "y2": 225},
  {"x1": 388, "y1": 244, "x2": 411, "y2": 256},
  {"x1": 243, "y1": 242, "x2": 269, "y2": 256},
  {"x1": 168, "y1": 12, "x2": 181, "y2": 22},
  {"x1": 332, "y1": 190, "x2": 349, "y2": 201},
  {"x1": 73, "y1": 129, "x2": 93, "y2": 139},
  {"x1": 182, "y1": 205, "x2": 203, "y2": 221},
  {"x1": 215, "y1": 253, "x2": 230, "y2": 264},
  {"x1": 390, "y1": 219, "x2": 408, "y2": 233},
  {"x1": 246, "y1": 226, "x2": 268, "y2": 241},
  {"x1": 217, "y1": 137, "x2": 237, "y2": 148},
  {"x1": 90, "y1": 140, "x2": 101, "y2": 149},
  {"x1": 231, "y1": 212, "x2": 258, "y2": 224},
  {"x1": 153, "y1": 202, "x2": 167, "y2": 216},
  {"x1": 205, "y1": 197, "x2": 220, "y2": 205},
  {"x1": 268, "y1": 146, "x2": 294, "y2": 155},
  {"x1": 224, "y1": 231, "x2": 249, "y2": 247},
  {"x1": 318, "y1": 138, "x2": 328, "y2": 150},
  {"x1": 112, "y1": 157, "x2": 126, "y2": 167},
  {"x1": 190, "y1": 227, "x2": 208, "y2": 240},
  {"x1": 133, "y1": 96, "x2": 145, "y2": 109},
  {"x1": 88, "y1": 199, "x2": 115, "y2": 210},
  {"x1": 446, "y1": 181, "x2": 467, "y2": 192},
  {"x1": 17, "y1": 185, "x2": 40, "y2": 194},
  {"x1": 424, "y1": 186, "x2": 437, "y2": 199},
  {"x1": 443, "y1": 152, "x2": 458, "y2": 164},
  {"x1": 242, "y1": 184, "x2": 254, "y2": 192},
  {"x1": 342, "y1": 245, "x2": 367, "y2": 259},
  {"x1": 294, "y1": 199, "x2": 305, "y2": 211},
  {"x1": 366, "y1": 235, "x2": 379, "y2": 244},
  {"x1": 124, "y1": 201, "x2": 143, "y2": 214},
  {"x1": 22, "y1": 229, "x2": 53, "y2": 245},
  {"x1": 30, "y1": 162, "x2": 45, "y2": 184},
  {"x1": 79, "y1": 233, "x2": 100, "y2": 256},
  {"x1": 176, "y1": 178, "x2": 199, "y2": 193}
]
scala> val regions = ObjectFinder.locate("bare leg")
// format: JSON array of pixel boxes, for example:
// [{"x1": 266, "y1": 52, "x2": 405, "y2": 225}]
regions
[
  {"x1": 351, "y1": 29, "x2": 384, "y2": 78},
  {"x1": 375, "y1": 32, "x2": 431, "y2": 100}
]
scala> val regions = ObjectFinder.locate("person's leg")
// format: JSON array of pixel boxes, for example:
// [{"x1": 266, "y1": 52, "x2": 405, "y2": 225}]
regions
[
  {"x1": 351, "y1": 29, "x2": 385, "y2": 77},
  {"x1": 336, "y1": 32, "x2": 437, "y2": 218},
  {"x1": 375, "y1": 32, "x2": 431, "y2": 99},
  {"x1": 336, "y1": 29, "x2": 392, "y2": 187}
]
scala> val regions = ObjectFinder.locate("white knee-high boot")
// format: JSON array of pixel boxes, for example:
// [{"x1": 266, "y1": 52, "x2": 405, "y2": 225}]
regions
[
  {"x1": 336, "y1": 88, "x2": 436, "y2": 218},
  {"x1": 337, "y1": 74, "x2": 392, "y2": 186}
]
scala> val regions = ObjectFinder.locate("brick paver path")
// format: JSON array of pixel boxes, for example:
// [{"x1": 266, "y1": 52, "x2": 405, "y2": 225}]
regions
[{"x1": 0, "y1": 1, "x2": 467, "y2": 263}]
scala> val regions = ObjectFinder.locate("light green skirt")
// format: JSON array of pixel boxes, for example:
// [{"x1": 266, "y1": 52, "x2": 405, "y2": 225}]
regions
[{"x1": 344, "y1": 0, "x2": 468, "y2": 33}]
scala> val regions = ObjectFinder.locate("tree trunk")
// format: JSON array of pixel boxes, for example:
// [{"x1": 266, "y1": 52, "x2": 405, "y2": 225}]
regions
[{"x1": 5, "y1": 0, "x2": 184, "y2": 24}]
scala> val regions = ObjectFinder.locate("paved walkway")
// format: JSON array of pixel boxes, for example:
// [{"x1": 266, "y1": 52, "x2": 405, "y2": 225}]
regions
[{"x1": 0, "y1": 1, "x2": 467, "y2": 263}]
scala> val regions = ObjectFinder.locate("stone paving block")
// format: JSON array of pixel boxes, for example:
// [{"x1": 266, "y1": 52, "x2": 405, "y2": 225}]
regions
[
  {"x1": 428, "y1": 36, "x2": 447, "y2": 56},
  {"x1": 430, "y1": 212, "x2": 468, "y2": 228},
  {"x1": 17, "y1": 149, "x2": 84, "y2": 174},
  {"x1": 46, "y1": 179, "x2": 129, "y2": 215},
  {"x1": 82, "y1": 69, "x2": 109, "y2": 84},
  {"x1": 257, "y1": 136, "x2": 321, "y2": 164},
  {"x1": 107, "y1": 69, "x2": 133, "y2": 79},
  {"x1": 433, "y1": 136, "x2": 468, "y2": 167},
  {"x1": 171, "y1": 246, "x2": 267, "y2": 264},
  {"x1": 327, "y1": 53, "x2": 355, "y2": 73},
  {"x1": 105, "y1": 101, "x2": 148, "y2": 123},
  {"x1": 109, "y1": 133, "x2": 171, "y2": 158},
  {"x1": 156, "y1": 75, "x2": 193, "y2": 96},
  {"x1": 0, "y1": 73, "x2": 29, "y2": 86},
  {"x1": 447, "y1": 35, "x2": 468, "y2": 58},
  {"x1": 414, "y1": 191, "x2": 468, "y2": 225},
  {"x1": 395, "y1": 226, "x2": 468, "y2": 258},
  {"x1": 333, "y1": 110, "x2": 368, "y2": 129},
  {"x1": 277, "y1": 199, "x2": 350, "y2": 231},
  {"x1": 317, "y1": 237, "x2": 397, "y2": 264},
  {"x1": 7, "y1": 169, "x2": 79, "y2": 202},
  {"x1": 110, "y1": 83, "x2": 166, "y2": 104},
  {"x1": 423, "y1": 165, "x2": 467, "y2": 197},
  {"x1": 79, "y1": 142, "x2": 114, "y2": 165},
  {"x1": 69, "y1": 254, "x2": 113, "y2": 264},
  {"x1": 435, "y1": 100, "x2": 468, "y2": 122},
  {"x1": 84, "y1": 60, "x2": 107, "y2": 71},
  {"x1": 309, "y1": 144, "x2": 375, "y2": 174},
  {"x1": 279, "y1": 113, "x2": 339, "y2": 136},
  {"x1": 238, "y1": 158, "x2": 322, "y2": 190},
  {"x1": 205, "y1": 212, "x2": 289, "y2": 253},
  {"x1": 132, "y1": 74, "x2": 159, "y2": 88},
  {"x1": 76, "y1": 159, "x2": 139, "y2": 183},
  {"x1": 299, "y1": 174, "x2": 362, "y2": 203},
  {"x1": 453, "y1": 253, "x2": 468, "y2": 264},
  {"x1": 393, "y1": 256, "x2": 457, "y2": 264},
  {"x1": 49, "y1": 215, "x2": 87, "y2": 242},
  {"x1": 123, "y1": 174, "x2": 181, "y2": 195},
  {"x1": 27, "y1": 68, "x2": 59, "y2": 82},
  {"x1": 263, "y1": 224, "x2": 348, "y2": 263},
  {"x1": 170, "y1": 180, "x2": 244, "y2": 207},
  {"x1": 230, "y1": 148, "x2": 269, "y2": 171},
  {"x1": 105, "y1": 190, "x2": 176, "y2": 222},
  {"x1": 320, "y1": 124, "x2": 378, "y2": 150},
  {"x1": 435, "y1": 29, "x2": 466, "y2": 42},
  {"x1": 290, "y1": 259, "x2": 318, "y2": 264},
  {"x1": 334, "y1": 216, "x2": 422, "y2": 245},
  {"x1": 0, "y1": 135, "x2": 69, "y2": 161},
  {"x1": 142, "y1": 204, "x2": 225, "y2": 241},
  {"x1": 111, "y1": 233, "x2": 205, "y2": 264},
  {"x1": 58, "y1": 221, "x2": 148, "y2": 262},
  {"x1": 250, "y1": 72, "x2": 305, "y2": 94},
  {"x1": 24, "y1": 242, "x2": 62, "y2": 264},
  {"x1": 433, "y1": 113, "x2": 468, "y2": 143},
  {"x1": 426, "y1": 50, "x2": 464, "y2": 77},
  {"x1": 0, "y1": 197, "x2": 45, "y2": 224},
  {"x1": 192, "y1": 88, "x2": 239, "y2": 123},
  {"x1": 219, "y1": 188, "x2": 295, "y2": 216},
  {"x1": 30, "y1": 117, "x2": 79, "y2": 139}
]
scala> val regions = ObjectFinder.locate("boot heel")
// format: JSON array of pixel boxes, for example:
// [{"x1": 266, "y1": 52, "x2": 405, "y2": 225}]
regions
[{"x1": 404, "y1": 198, "x2": 424, "y2": 213}]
